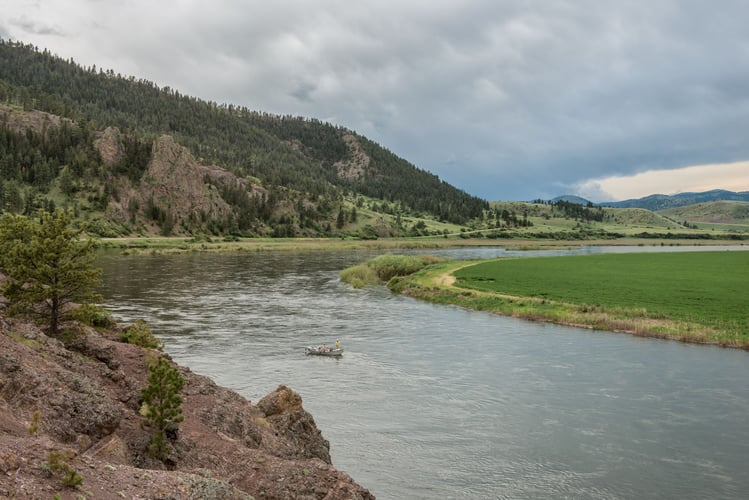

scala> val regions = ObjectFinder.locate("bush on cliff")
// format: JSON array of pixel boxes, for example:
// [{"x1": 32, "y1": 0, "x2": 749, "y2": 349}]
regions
[{"x1": 121, "y1": 320, "x2": 163, "y2": 350}]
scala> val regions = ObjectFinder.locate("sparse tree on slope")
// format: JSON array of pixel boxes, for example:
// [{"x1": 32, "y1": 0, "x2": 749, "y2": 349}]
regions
[
  {"x1": 141, "y1": 356, "x2": 185, "y2": 461},
  {"x1": 0, "y1": 209, "x2": 101, "y2": 336}
]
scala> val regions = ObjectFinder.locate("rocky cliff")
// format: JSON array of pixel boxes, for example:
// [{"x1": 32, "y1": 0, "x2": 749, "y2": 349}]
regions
[{"x1": 0, "y1": 309, "x2": 373, "y2": 499}]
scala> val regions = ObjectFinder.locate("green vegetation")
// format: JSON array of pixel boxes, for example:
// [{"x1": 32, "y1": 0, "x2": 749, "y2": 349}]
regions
[
  {"x1": 1, "y1": 41, "x2": 747, "y2": 242},
  {"x1": 70, "y1": 303, "x2": 114, "y2": 328},
  {"x1": 121, "y1": 320, "x2": 164, "y2": 350},
  {"x1": 140, "y1": 356, "x2": 185, "y2": 461},
  {"x1": 659, "y1": 201, "x2": 749, "y2": 233},
  {"x1": 0, "y1": 39, "x2": 486, "y2": 236},
  {"x1": 455, "y1": 251, "x2": 748, "y2": 326},
  {"x1": 476, "y1": 200, "x2": 749, "y2": 241},
  {"x1": 381, "y1": 252, "x2": 749, "y2": 348},
  {"x1": 45, "y1": 450, "x2": 83, "y2": 488},
  {"x1": 28, "y1": 410, "x2": 40, "y2": 436},
  {"x1": 0, "y1": 209, "x2": 102, "y2": 335},
  {"x1": 340, "y1": 254, "x2": 446, "y2": 288}
]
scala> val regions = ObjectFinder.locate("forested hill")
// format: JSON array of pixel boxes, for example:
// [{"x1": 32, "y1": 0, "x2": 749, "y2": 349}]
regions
[{"x1": 0, "y1": 39, "x2": 487, "y2": 237}]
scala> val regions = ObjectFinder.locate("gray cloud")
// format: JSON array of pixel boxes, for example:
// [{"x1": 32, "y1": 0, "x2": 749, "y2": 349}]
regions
[{"x1": 3, "y1": 0, "x2": 749, "y2": 200}]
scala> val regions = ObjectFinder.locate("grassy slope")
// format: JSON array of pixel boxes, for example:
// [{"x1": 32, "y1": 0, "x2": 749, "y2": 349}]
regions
[
  {"x1": 659, "y1": 201, "x2": 749, "y2": 232},
  {"x1": 488, "y1": 202, "x2": 704, "y2": 236}
]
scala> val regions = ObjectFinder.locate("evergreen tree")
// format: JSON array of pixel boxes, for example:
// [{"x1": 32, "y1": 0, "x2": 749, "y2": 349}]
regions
[
  {"x1": 0, "y1": 40, "x2": 490, "y2": 231},
  {"x1": 0, "y1": 209, "x2": 101, "y2": 335},
  {"x1": 141, "y1": 355, "x2": 185, "y2": 461}
]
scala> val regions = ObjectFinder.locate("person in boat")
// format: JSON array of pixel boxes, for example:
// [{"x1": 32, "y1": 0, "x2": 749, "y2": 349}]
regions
[
  {"x1": 322, "y1": 343, "x2": 328, "y2": 352},
  {"x1": 335, "y1": 339, "x2": 341, "y2": 349}
]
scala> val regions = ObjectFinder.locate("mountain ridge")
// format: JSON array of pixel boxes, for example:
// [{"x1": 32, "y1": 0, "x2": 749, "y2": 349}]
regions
[
  {"x1": 603, "y1": 189, "x2": 749, "y2": 210},
  {"x1": 0, "y1": 39, "x2": 487, "y2": 236},
  {"x1": 549, "y1": 189, "x2": 749, "y2": 211}
]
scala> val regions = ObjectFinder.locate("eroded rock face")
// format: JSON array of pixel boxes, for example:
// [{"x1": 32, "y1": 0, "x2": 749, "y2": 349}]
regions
[
  {"x1": 0, "y1": 314, "x2": 374, "y2": 499},
  {"x1": 258, "y1": 385, "x2": 332, "y2": 463},
  {"x1": 0, "y1": 329, "x2": 121, "y2": 444}
]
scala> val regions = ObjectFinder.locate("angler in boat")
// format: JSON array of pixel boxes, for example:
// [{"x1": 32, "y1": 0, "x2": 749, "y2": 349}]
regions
[{"x1": 305, "y1": 339, "x2": 343, "y2": 357}]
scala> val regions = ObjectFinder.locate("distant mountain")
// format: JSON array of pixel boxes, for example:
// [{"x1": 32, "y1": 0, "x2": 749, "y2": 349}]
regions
[{"x1": 603, "y1": 190, "x2": 749, "y2": 211}]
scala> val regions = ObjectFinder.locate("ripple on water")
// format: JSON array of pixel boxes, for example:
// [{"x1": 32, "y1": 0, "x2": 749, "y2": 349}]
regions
[{"x1": 97, "y1": 248, "x2": 749, "y2": 500}]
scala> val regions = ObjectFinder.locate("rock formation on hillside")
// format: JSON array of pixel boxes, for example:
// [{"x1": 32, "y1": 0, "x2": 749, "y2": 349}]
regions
[
  {"x1": 98, "y1": 131, "x2": 265, "y2": 234},
  {"x1": 0, "y1": 308, "x2": 373, "y2": 499}
]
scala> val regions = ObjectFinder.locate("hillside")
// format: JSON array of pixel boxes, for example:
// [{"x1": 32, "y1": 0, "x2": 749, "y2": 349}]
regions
[
  {"x1": 659, "y1": 201, "x2": 749, "y2": 232},
  {"x1": 0, "y1": 39, "x2": 487, "y2": 237},
  {"x1": 483, "y1": 199, "x2": 749, "y2": 240},
  {"x1": 604, "y1": 189, "x2": 749, "y2": 210}
]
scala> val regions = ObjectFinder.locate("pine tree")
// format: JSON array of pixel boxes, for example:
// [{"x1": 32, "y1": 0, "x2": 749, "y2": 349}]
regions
[
  {"x1": 0, "y1": 209, "x2": 101, "y2": 335},
  {"x1": 140, "y1": 356, "x2": 185, "y2": 461}
]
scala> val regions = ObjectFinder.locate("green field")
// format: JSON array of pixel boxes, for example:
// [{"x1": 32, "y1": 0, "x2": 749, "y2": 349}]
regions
[{"x1": 453, "y1": 251, "x2": 749, "y2": 333}]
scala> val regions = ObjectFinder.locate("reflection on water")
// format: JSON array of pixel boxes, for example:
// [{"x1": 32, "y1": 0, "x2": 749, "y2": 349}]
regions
[{"x1": 97, "y1": 246, "x2": 749, "y2": 499}]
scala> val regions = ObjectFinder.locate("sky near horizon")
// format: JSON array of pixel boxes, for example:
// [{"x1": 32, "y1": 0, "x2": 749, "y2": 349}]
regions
[{"x1": 2, "y1": 1, "x2": 749, "y2": 202}]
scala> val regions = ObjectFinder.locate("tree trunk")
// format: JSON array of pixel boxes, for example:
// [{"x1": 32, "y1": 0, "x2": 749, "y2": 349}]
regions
[{"x1": 49, "y1": 296, "x2": 59, "y2": 336}]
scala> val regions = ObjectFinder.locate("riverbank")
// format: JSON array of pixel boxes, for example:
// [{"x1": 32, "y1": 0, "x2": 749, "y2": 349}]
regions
[
  {"x1": 387, "y1": 256, "x2": 749, "y2": 350},
  {"x1": 97, "y1": 235, "x2": 748, "y2": 255},
  {"x1": 0, "y1": 308, "x2": 373, "y2": 498}
]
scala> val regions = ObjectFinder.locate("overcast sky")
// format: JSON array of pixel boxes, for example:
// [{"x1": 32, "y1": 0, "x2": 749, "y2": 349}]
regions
[{"x1": 2, "y1": 0, "x2": 749, "y2": 201}]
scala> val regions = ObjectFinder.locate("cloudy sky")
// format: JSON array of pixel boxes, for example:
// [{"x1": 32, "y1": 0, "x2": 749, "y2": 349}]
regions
[{"x1": 2, "y1": 0, "x2": 749, "y2": 202}]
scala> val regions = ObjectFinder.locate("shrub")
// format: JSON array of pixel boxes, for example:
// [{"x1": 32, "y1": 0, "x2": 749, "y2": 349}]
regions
[
  {"x1": 70, "y1": 304, "x2": 115, "y2": 328},
  {"x1": 46, "y1": 451, "x2": 83, "y2": 488},
  {"x1": 121, "y1": 320, "x2": 163, "y2": 350},
  {"x1": 340, "y1": 254, "x2": 446, "y2": 287},
  {"x1": 28, "y1": 410, "x2": 40, "y2": 436},
  {"x1": 339, "y1": 264, "x2": 380, "y2": 288},
  {"x1": 368, "y1": 254, "x2": 445, "y2": 281}
]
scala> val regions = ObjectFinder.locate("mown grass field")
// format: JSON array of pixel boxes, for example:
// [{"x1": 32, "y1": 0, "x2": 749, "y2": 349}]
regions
[{"x1": 453, "y1": 251, "x2": 749, "y2": 334}]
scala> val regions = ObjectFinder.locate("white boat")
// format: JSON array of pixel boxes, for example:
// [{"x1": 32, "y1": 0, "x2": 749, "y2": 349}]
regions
[{"x1": 305, "y1": 345, "x2": 343, "y2": 357}]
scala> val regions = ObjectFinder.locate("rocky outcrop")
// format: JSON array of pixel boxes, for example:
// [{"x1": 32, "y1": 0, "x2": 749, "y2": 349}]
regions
[
  {"x1": 93, "y1": 126, "x2": 125, "y2": 166},
  {"x1": 257, "y1": 385, "x2": 332, "y2": 463},
  {"x1": 94, "y1": 130, "x2": 268, "y2": 235},
  {"x1": 334, "y1": 134, "x2": 370, "y2": 181},
  {"x1": 0, "y1": 103, "x2": 73, "y2": 135},
  {"x1": 0, "y1": 314, "x2": 374, "y2": 499}
]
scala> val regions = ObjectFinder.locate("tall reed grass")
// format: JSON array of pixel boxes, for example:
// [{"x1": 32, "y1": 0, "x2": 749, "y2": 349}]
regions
[{"x1": 340, "y1": 254, "x2": 445, "y2": 288}]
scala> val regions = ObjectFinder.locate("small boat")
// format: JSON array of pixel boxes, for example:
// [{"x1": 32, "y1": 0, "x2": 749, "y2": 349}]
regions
[{"x1": 305, "y1": 345, "x2": 343, "y2": 357}]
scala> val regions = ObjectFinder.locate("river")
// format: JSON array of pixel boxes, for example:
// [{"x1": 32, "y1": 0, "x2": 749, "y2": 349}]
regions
[{"x1": 97, "y1": 245, "x2": 749, "y2": 499}]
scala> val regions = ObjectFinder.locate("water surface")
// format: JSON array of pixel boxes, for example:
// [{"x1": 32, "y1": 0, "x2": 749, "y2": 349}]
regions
[{"x1": 97, "y1": 246, "x2": 749, "y2": 499}]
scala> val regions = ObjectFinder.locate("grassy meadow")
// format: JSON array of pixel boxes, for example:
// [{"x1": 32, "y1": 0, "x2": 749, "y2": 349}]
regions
[
  {"x1": 454, "y1": 251, "x2": 748, "y2": 325},
  {"x1": 382, "y1": 251, "x2": 749, "y2": 348}
]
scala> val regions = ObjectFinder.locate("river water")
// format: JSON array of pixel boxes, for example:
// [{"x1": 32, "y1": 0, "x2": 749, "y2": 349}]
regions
[{"x1": 97, "y1": 246, "x2": 749, "y2": 499}]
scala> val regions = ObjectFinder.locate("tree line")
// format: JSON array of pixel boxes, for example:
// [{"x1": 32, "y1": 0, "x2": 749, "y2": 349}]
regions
[{"x1": 0, "y1": 39, "x2": 488, "y2": 229}]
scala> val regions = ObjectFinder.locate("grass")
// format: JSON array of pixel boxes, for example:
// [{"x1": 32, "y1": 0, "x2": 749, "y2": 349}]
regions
[
  {"x1": 454, "y1": 252, "x2": 749, "y2": 342},
  {"x1": 340, "y1": 254, "x2": 446, "y2": 288},
  {"x1": 95, "y1": 233, "x2": 748, "y2": 256},
  {"x1": 386, "y1": 252, "x2": 749, "y2": 348},
  {"x1": 95, "y1": 235, "x2": 494, "y2": 255}
]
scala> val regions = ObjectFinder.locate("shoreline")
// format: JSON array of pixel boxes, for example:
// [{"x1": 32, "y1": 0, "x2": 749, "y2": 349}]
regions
[
  {"x1": 96, "y1": 235, "x2": 748, "y2": 255},
  {"x1": 388, "y1": 259, "x2": 749, "y2": 350},
  {"x1": 0, "y1": 311, "x2": 374, "y2": 498}
]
